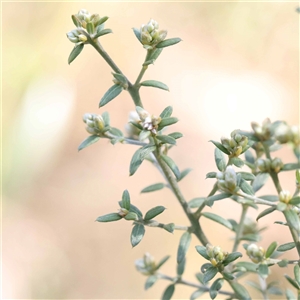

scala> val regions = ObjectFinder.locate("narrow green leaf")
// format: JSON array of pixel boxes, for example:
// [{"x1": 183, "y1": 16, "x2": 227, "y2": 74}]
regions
[
  {"x1": 256, "y1": 206, "x2": 276, "y2": 221},
  {"x1": 156, "y1": 255, "x2": 170, "y2": 270},
  {"x1": 209, "y1": 278, "x2": 224, "y2": 300},
  {"x1": 160, "y1": 106, "x2": 173, "y2": 118},
  {"x1": 145, "y1": 275, "x2": 158, "y2": 290},
  {"x1": 240, "y1": 233, "x2": 260, "y2": 242},
  {"x1": 282, "y1": 163, "x2": 300, "y2": 171},
  {"x1": 144, "y1": 206, "x2": 166, "y2": 221},
  {"x1": 177, "y1": 257, "x2": 186, "y2": 276},
  {"x1": 235, "y1": 261, "x2": 258, "y2": 273},
  {"x1": 158, "y1": 117, "x2": 178, "y2": 130},
  {"x1": 207, "y1": 193, "x2": 232, "y2": 202},
  {"x1": 161, "y1": 155, "x2": 181, "y2": 180},
  {"x1": 277, "y1": 242, "x2": 295, "y2": 252},
  {"x1": 121, "y1": 190, "x2": 130, "y2": 210},
  {"x1": 156, "y1": 135, "x2": 177, "y2": 145},
  {"x1": 229, "y1": 281, "x2": 251, "y2": 300},
  {"x1": 265, "y1": 241, "x2": 277, "y2": 258},
  {"x1": 177, "y1": 168, "x2": 192, "y2": 182},
  {"x1": 285, "y1": 289, "x2": 296, "y2": 300},
  {"x1": 140, "y1": 80, "x2": 169, "y2": 91},
  {"x1": 289, "y1": 196, "x2": 300, "y2": 205},
  {"x1": 99, "y1": 84, "x2": 123, "y2": 107},
  {"x1": 109, "y1": 127, "x2": 123, "y2": 138},
  {"x1": 267, "y1": 286, "x2": 283, "y2": 295},
  {"x1": 238, "y1": 172, "x2": 256, "y2": 181},
  {"x1": 96, "y1": 213, "x2": 122, "y2": 222},
  {"x1": 214, "y1": 148, "x2": 226, "y2": 172},
  {"x1": 131, "y1": 224, "x2": 145, "y2": 247},
  {"x1": 71, "y1": 15, "x2": 81, "y2": 27},
  {"x1": 240, "y1": 179, "x2": 254, "y2": 195},
  {"x1": 162, "y1": 284, "x2": 175, "y2": 300},
  {"x1": 203, "y1": 266, "x2": 218, "y2": 283},
  {"x1": 201, "y1": 212, "x2": 232, "y2": 230},
  {"x1": 129, "y1": 203, "x2": 143, "y2": 218},
  {"x1": 252, "y1": 173, "x2": 269, "y2": 192},
  {"x1": 245, "y1": 149, "x2": 255, "y2": 164},
  {"x1": 222, "y1": 272, "x2": 235, "y2": 280},
  {"x1": 294, "y1": 264, "x2": 300, "y2": 286},
  {"x1": 144, "y1": 48, "x2": 163, "y2": 65},
  {"x1": 132, "y1": 27, "x2": 142, "y2": 43},
  {"x1": 283, "y1": 209, "x2": 300, "y2": 232},
  {"x1": 296, "y1": 169, "x2": 300, "y2": 183},
  {"x1": 258, "y1": 264, "x2": 269, "y2": 279},
  {"x1": 231, "y1": 157, "x2": 244, "y2": 168},
  {"x1": 195, "y1": 245, "x2": 210, "y2": 260},
  {"x1": 156, "y1": 37, "x2": 182, "y2": 48},
  {"x1": 124, "y1": 212, "x2": 138, "y2": 221},
  {"x1": 284, "y1": 275, "x2": 300, "y2": 289},
  {"x1": 190, "y1": 289, "x2": 205, "y2": 300},
  {"x1": 141, "y1": 183, "x2": 165, "y2": 193},
  {"x1": 93, "y1": 28, "x2": 112, "y2": 39},
  {"x1": 188, "y1": 197, "x2": 206, "y2": 209},
  {"x1": 78, "y1": 135, "x2": 100, "y2": 151},
  {"x1": 168, "y1": 132, "x2": 183, "y2": 139},
  {"x1": 222, "y1": 252, "x2": 242, "y2": 266},
  {"x1": 195, "y1": 272, "x2": 205, "y2": 284},
  {"x1": 86, "y1": 22, "x2": 94, "y2": 34},
  {"x1": 68, "y1": 44, "x2": 84, "y2": 64},
  {"x1": 177, "y1": 232, "x2": 191, "y2": 264},
  {"x1": 206, "y1": 172, "x2": 217, "y2": 179},
  {"x1": 246, "y1": 280, "x2": 262, "y2": 292},
  {"x1": 129, "y1": 146, "x2": 155, "y2": 176},
  {"x1": 210, "y1": 140, "x2": 231, "y2": 155}
]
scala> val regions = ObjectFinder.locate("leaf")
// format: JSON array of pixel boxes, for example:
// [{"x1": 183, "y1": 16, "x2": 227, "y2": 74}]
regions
[
  {"x1": 132, "y1": 27, "x2": 142, "y2": 43},
  {"x1": 177, "y1": 168, "x2": 192, "y2": 182},
  {"x1": 222, "y1": 252, "x2": 242, "y2": 266},
  {"x1": 140, "y1": 80, "x2": 169, "y2": 91},
  {"x1": 141, "y1": 183, "x2": 165, "y2": 193},
  {"x1": 256, "y1": 206, "x2": 277, "y2": 221},
  {"x1": 156, "y1": 135, "x2": 177, "y2": 145},
  {"x1": 206, "y1": 193, "x2": 232, "y2": 205},
  {"x1": 161, "y1": 155, "x2": 181, "y2": 180},
  {"x1": 214, "y1": 148, "x2": 226, "y2": 171},
  {"x1": 238, "y1": 172, "x2": 256, "y2": 181},
  {"x1": 96, "y1": 213, "x2": 122, "y2": 222},
  {"x1": 284, "y1": 275, "x2": 300, "y2": 289},
  {"x1": 121, "y1": 190, "x2": 131, "y2": 210},
  {"x1": 129, "y1": 146, "x2": 155, "y2": 176},
  {"x1": 86, "y1": 22, "x2": 94, "y2": 34},
  {"x1": 93, "y1": 28, "x2": 113, "y2": 39},
  {"x1": 188, "y1": 197, "x2": 206, "y2": 209},
  {"x1": 158, "y1": 117, "x2": 178, "y2": 130},
  {"x1": 209, "y1": 278, "x2": 224, "y2": 299},
  {"x1": 177, "y1": 257, "x2": 186, "y2": 276},
  {"x1": 258, "y1": 264, "x2": 269, "y2": 279},
  {"x1": 190, "y1": 289, "x2": 205, "y2": 300},
  {"x1": 99, "y1": 84, "x2": 123, "y2": 107},
  {"x1": 160, "y1": 106, "x2": 173, "y2": 118},
  {"x1": 289, "y1": 196, "x2": 300, "y2": 205},
  {"x1": 282, "y1": 163, "x2": 300, "y2": 171},
  {"x1": 131, "y1": 224, "x2": 145, "y2": 247},
  {"x1": 277, "y1": 242, "x2": 295, "y2": 252},
  {"x1": 283, "y1": 209, "x2": 300, "y2": 232},
  {"x1": 210, "y1": 140, "x2": 231, "y2": 155},
  {"x1": 124, "y1": 212, "x2": 138, "y2": 221},
  {"x1": 68, "y1": 44, "x2": 84, "y2": 64},
  {"x1": 156, "y1": 255, "x2": 170, "y2": 270},
  {"x1": 168, "y1": 132, "x2": 183, "y2": 139},
  {"x1": 231, "y1": 157, "x2": 244, "y2": 168},
  {"x1": 145, "y1": 275, "x2": 158, "y2": 290},
  {"x1": 156, "y1": 37, "x2": 182, "y2": 48},
  {"x1": 201, "y1": 212, "x2": 233, "y2": 230},
  {"x1": 294, "y1": 264, "x2": 300, "y2": 286},
  {"x1": 240, "y1": 179, "x2": 254, "y2": 195},
  {"x1": 112, "y1": 72, "x2": 127, "y2": 85},
  {"x1": 235, "y1": 261, "x2": 258, "y2": 273},
  {"x1": 229, "y1": 281, "x2": 251, "y2": 300},
  {"x1": 162, "y1": 284, "x2": 175, "y2": 300},
  {"x1": 206, "y1": 172, "x2": 217, "y2": 179},
  {"x1": 177, "y1": 232, "x2": 191, "y2": 264},
  {"x1": 203, "y1": 266, "x2": 218, "y2": 283},
  {"x1": 129, "y1": 204, "x2": 143, "y2": 218},
  {"x1": 78, "y1": 135, "x2": 100, "y2": 151},
  {"x1": 285, "y1": 289, "x2": 296, "y2": 300},
  {"x1": 252, "y1": 173, "x2": 269, "y2": 192},
  {"x1": 278, "y1": 259, "x2": 289, "y2": 267},
  {"x1": 245, "y1": 149, "x2": 255, "y2": 164},
  {"x1": 259, "y1": 195, "x2": 278, "y2": 202},
  {"x1": 144, "y1": 206, "x2": 166, "y2": 221},
  {"x1": 195, "y1": 245, "x2": 210, "y2": 260},
  {"x1": 222, "y1": 272, "x2": 235, "y2": 280},
  {"x1": 265, "y1": 241, "x2": 277, "y2": 258}
]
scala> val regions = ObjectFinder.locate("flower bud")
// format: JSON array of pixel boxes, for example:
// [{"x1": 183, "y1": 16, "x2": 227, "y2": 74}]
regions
[
  {"x1": 136, "y1": 106, "x2": 150, "y2": 121},
  {"x1": 94, "y1": 115, "x2": 105, "y2": 131},
  {"x1": 118, "y1": 208, "x2": 129, "y2": 217},
  {"x1": 256, "y1": 158, "x2": 271, "y2": 173},
  {"x1": 246, "y1": 244, "x2": 265, "y2": 264},
  {"x1": 224, "y1": 166, "x2": 237, "y2": 191},
  {"x1": 271, "y1": 157, "x2": 283, "y2": 173},
  {"x1": 279, "y1": 190, "x2": 292, "y2": 204}
]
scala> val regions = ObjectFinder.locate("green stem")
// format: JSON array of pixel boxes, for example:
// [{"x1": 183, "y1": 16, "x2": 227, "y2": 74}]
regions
[
  {"x1": 127, "y1": 86, "x2": 143, "y2": 107},
  {"x1": 237, "y1": 191, "x2": 276, "y2": 206},
  {"x1": 232, "y1": 205, "x2": 248, "y2": 252},
  {"x1": 134, "y1": 65, "x2": 148, "y2": 86}
]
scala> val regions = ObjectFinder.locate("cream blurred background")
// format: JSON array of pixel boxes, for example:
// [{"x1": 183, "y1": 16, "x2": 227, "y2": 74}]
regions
[{"x1": 2, "y1": 2, "x2": 299, "y2": 299}]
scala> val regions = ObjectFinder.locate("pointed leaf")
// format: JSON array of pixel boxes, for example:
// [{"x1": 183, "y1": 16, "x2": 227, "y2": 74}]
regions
[
  {"x1": 210, "y1": 140, "x2": 231, "y2": 155},
  {"x1": 283, "y1": 209, "x2": 300, "y2": 232},
  {"x1": 284, "y1": 275, "x2": 300, "y2": 289},
  {"x1": 177, "y1": 257, "x2": 186, "y2": 276},
  {"x1": 78, "y1": 135, "x2": 100, "y2": 151},
  {"x1": 195, "y1": 245, "x2": 210, "y2": 260},
  {"x1": 282, "y1": 163, "x2": 300, "y2": 171},
  {"x1": 129, "y1": 146, "x2": 155, "y2": 176},
  {"x1": 231, "y1": 157, "x2": 244, "y2": 168},
  {"x1": 258, "y1": 264, "x2": 269, "y2": 279},
  {"x1": 156, "y1": 255, "x2": 170, "y2": 270},
  {"x1": 189, "y1": 197, "x2": 206, "y2": 209},
  {"x1": 206, "y1": 172, "x2": 217, "y2": 179},
  {"x1": 238, "y1": 172, "x2": 256, "y2": 181},
  {"x1": 229, "y1": 281, "x2": 251, "y2": 300},
  {"x1": 277, "y1": 242, "x2": 295, "y2": 252},
  {"x1": 265, "y1": 241, "x2": 277, "y2": 258},
  {"x1": 131, "y1": 223, "x2": 145, "y2": 247},
  {"x1": 285, "y1": 289, "x2": 296, "y2": 300},
  {"x1": 144, "y1": 206, "x2": 166, "y2": 221},
  {"x1": 177, "y1": 168, "x2": 192, "y2": 182},
  {"x1": 161, "y1": 155, "x2": 181, "y2": 180},
  {"x1": 162, "y1": 284, "x2": 175, "y2": 300},
  {"x1": 214, "y1": 148, "x2": 226, "y2": 172},
  {"x1": 94, "y1": 28, "x2": 112, "y2": 39},
  {"x1": 160, "y1": 106, "x2": 173, "y2": 118},
  {"x1": 240, "y1": 179, "x2": 254, "y2": 195},
  {"x1": 168, "y1": 132, "x2": 183, "y2": 139},
  {"x1": 163, "y1": 223, "x2": 175, "y2": 233},
  {"x1": 121, "y1": 190, "x2": 130, "y2": 210},
  {"x1": 99, "y1": 84, "x2": 123, "y2": 107},
  {"x1": 203, "y1": 266, "x2": 218, "y2": 283},
  {"x1": 140, "y1": 80, "x2": 169, "y2": 91},
  {"x1": 201, "y1": 212, "x2": 233, "y2": 230},
  {"x1": 289, "y1": 196, "x2": 300, "y2": 205},
  {"x1": 158, "y1": 117, "x2": 178, "y2": 130},
  {"x1": 156, "y1": 38, "x2": 182, "y2": 48},
  {"x1": 256, "y1": 206, "x2": 277, "y2": 221},
  {"x1": 245, "y1": 149, "x2": 255, "y2": 164},
  {"x1": 96, "y1": 213, "x2": 122, "y2": 222},
  {"x1": 235, "y1": 261, "x2": 258, "y2": 273},
  {"x1": 141, "y1": 183, "x2": 165, "y2": 193},
  {"x1": 252, "y1": 173, "x2": 269, "y2": 192},
  {"x1": 294, "y1": 264, "x2": 300, "y2": 286},
  {"x1": 156, "y1": 135, "x2": 176, "y2": 145},
  {"x1": 86, "y1": 22, "x2": 94, "y2": 34},
  {"x1": 124, "y1": 212, "x2": 138, "y2": 221},
  {"x1": 222, "y1": 272, "x2": 235, "y2": 280},
  {"x1": 209, "y1": 278, "x2": 224, "y2": 300},
  {"x1": 145, "y1": 275, "x2": 158, "y2": 290},
  {"x1": 129, "y1": 203, "x2": 143, "y2": 218},
  {"x1": 190, "y1": 289, "x2": 205, "y2": 300},
  {"x1": 68, "y1": 44, "x2": 84, "y2": 64},
  {"x1": 177, "y1": 232, "x2": 191, "y2": 264},
  {"x1": 222, "y1": 252, "x2": 242, "y2": 266},
  {"x1": 132, "y1": 27, "x2": 142, "y2": 43}
]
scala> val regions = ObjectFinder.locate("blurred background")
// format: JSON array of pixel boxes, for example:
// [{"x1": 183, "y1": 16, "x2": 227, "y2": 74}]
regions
[{"x1": 2, "y1": 1, "x2": 299, "y2": 299}]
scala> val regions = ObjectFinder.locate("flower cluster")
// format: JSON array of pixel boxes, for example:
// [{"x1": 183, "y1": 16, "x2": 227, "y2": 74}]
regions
[
  {"x1": 136, "y1": 106, "x2": 161, "y2": 135},
  {"x1": 251, "y1": 118, "x2": 272, "y2": 141},
  {"x1": 83, "y1": 113, "x2": 106, "y2": 135},
  {"x1": 275, "y1": 123, "x2": 300, "y2": 146},
  {"x1": 279, "y1": 190, "x2": 292, "y2": 204},
  {"x1": 216, "y1": 166, "x2": 238, "y2": 193},
  {"x1": 246, "y1": 244, "x2": 265, "y2": 264},
  {"x1": 256, "y1": 157, "x2": 283, "y2": 173},
  {"x1": 206, "y1": 244, "x2": 229, "y2": 267},
  {"x1": 221, "y1": 130, "x2": 249, "y2": 157}
]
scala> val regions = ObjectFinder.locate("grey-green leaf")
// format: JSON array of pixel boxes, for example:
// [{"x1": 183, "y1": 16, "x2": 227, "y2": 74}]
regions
[
  {"x1": 78, "y1": 135, "x2": 100, "y2": 151},
  {"x1": 145, "y1": 275, "x2": 158, "y2": 290},
  {"x1": 284, "y1": 275, "x2": 300, "y2": 289},
  {"x1": 289, "y1": 196, "x2": 300, "y2": 205},
  {"x1": 177, "y1": 257, "x2": 186, "y2": 276},
  {"x1": 177, "y1": 168, "x2": 192, "y2": 182},
  {"x1": 161, "y1": 155, "x2": 181, "y2": 180},
  {"x1": 131, "y1": 224, "x2": 145, "y2": 247},
  {"x1": 238, "y1": 172, "x2": 256, "y2": 181},
  {"x1": 177, "y1": 232, "x2": 191, "y2": 264},
  {"x1": 209, "y1": 278, "x2": 224, "y2": 300},
  {"x1": 195, "y1": 245, "x2": 210, "y2": 260},
  {"x1": 203, "y1": 266, "x2": 218, "y2": 283},
  {"x1": 96, "y1": 213, "x2": 122, "y2": 222},
  {"x1": 190, "y1": 289, "x2": 205, "y2": 300},
  {"x1": 144, "y1": 206, "x2": 166, "y2": 221},
  {"x1": 189, "y1": 197, "x2": 206, "y2": 209},
  {"x1": 156, "y1": 37, "x2": 182, "y2": 48},
  {"x1": 222, "y1": 252, "x2": 242, "y2": 266},
  {"x1": 256, "y1": 206, "x2": 276, "y2": 221},
  {"x1": 132, "y1": 27, "x2": 142, "y2": 43},
  {"x1": 240, "y1": 179, "x2": 255, "y2": 195},
  {"x1": 156, "y1": 135, "x2": 177, "y2": 145},
  {"x1": 252, "y1": 173, "x2": 269, "y2": 192},
  {"x1": 162, "y1": 284, "x2": 175, "y2": 300},
  {"x1": 277, "y1": 242, "x2": 295, "y2": 252},
  {"x1": 156, "y1": 255, "x2": 170, "y2": 270},
  {"x1": 121, "y1": 189, "x2": 130, "y2": 210},
  {"x1": 94, "y1": 28, "x2": 113, "y2": 39},
  {"x1": 283, "y1": 209, "x2": 300, "y2": 232},
  {"x1": 231, "y1": 157, "x2": 244, "y2": 168},
  {"x1": 163, "y1": 223, "x2": 175, "y2": 233},
  {"x1": 282, "y1": 163, "x2": 300, "y2": 171},
  {"x1": 160, "y1": 106, "x2": 173, "y2": 118},
  {"x1": 99, "y1": 84, "x2": 123, "y2": 107},
  {"x1": 124, "y1": 212, "x2": 138, "y2": 221},
  {"x1": 210, "y1": 140, "x2": 231, "y2": 155},
  {"x1": 265, "y1": 241, "x2": 277, "y2": 258},
  {"x1": 158, "y1": 117, "x2": 178, "y2": 130},
  {"x1": 140, "y1": 80, "x2": 169, "y2": 91},
  {"x1": 229, "y1": 281, "x2": 251, "y2": 300},
  {"x1": 258, "y1": 264, "x2": 269, "y2": 279},
  {"x1": 168, "y1": 132, "x2": 183, "y2": 139},
  {"x1": 141, "y1": 183, "x2": 165, "y2": 193},
  {"x1": 285, "y1": 289, "x2": 296, "y2": 300},
  {"x1": 68, "y1": 44, "x2": 84, "y2": 64},
  {"x1": 201, "y1": 212, "x2": 233, "y2": 230},
  {"x1": 215, "y1": 148, "x2": 226, "y2": 172},
  {"x1": 294, "y1": 264, "x2": 300, "y2": 286}
]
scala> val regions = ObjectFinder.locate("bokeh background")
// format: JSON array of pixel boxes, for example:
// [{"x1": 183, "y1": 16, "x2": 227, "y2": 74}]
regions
[{"x1": 2, "y1": 1, "x2": 299, "y2": 299}]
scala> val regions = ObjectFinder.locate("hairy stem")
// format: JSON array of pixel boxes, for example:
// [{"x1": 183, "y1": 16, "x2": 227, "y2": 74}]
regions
[{"x1": 232, "y1": 204, "x2": 248, "y2": 252}]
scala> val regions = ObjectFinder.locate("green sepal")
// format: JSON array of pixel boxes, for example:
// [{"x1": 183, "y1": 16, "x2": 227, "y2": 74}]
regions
[
  {"x1": 222, "y1": 252, "x2": 242, "y2": 266},
  {"x1": 144, "y1": 206, "x2": 166, "y2": 221},
  {"x1": 96, "y1": 213, "x2": 122, "y2": 222},
  {"x1": 156, "y1": 37, "x2": 182, "y2": 48},
  {"x1": 156, "y1": 135, "x2": 176, "y2": 145},
  {"x1": 252, "y1": 173, "x2": 269, "y2": 192},
  {"x1": 195, "y1": 245, "x2": 210, "y2": 260},
  {"x1": 140, "y1": 80, "x2": 169, "y2": 91},
  {"x1": 99, "y1": 84, "x2": 123, "y2": 107},
  {"x1": 145, "y1": 275, "x2": 158, "y2": 290},
  {"x1": 141, "y1": 183, "x2": 165, "y2": 193},
  {"x1": 161, "y1": 155, "x2": 181, "y2": 180},
  {"x1": 68, "y1": 44, "x2": 84, "y2": 64},
  {"x1": 210, "y1": 140, "x2": 231, "y2": 155},
  {"x1": 256, "y1": 206, "x2": 276, "y2": 221},
  {"x1": 177, "y1": 257, "x2": 186, "y2": 276},
  {"x1": 86, "y1": 22, "x2": 94, "y2": 34},
  {"x1": 277, "y1": 242, "x2": 295, "y2": 252},
  {"x1": 177, "y1": 168, "x2": 192, "y2": 182},
  {"x1": 201, "y1": 212, "x2": 233, "y2": 230},
  {"x1": 158, "y1": 117, "x2": 178, "y2": 130},
  {"x1": 124, "y1": 212, "x2": 138, "y2": 221},
  {"x1": 162, "y1": 284, "x2": 175, "y2": 300},
  {"x1": 121, "y1": 190, "x2": 130, "y2": 210},
  {"x1": 209, "y1": 278, "x2": 224, "y2": 300},
  {"x1": 160, "y1": 106, "x2": 173, "y2": 118},
  {"x1": 131, "y1": 223, "x2": 145, "y2": 247},
  {"x1": 214, "y1": 148, "x2": 226, "y2": 172},
  {"x1": 177, "y1": 232, "x2": 191, "y2": 264},
  {"x1": 203, "y1": 266, "x2": 218, "y2": 284},
  {"x1": 265, "y1": 241, "x2": 277, "y2": 258},
  {"x1": 93, "y1": 28, "x2": 112, "y2": 39},
  {"x1": 78, "y1": 135, "x2": 100, "y2": 151},
  {"x1": 258, "y1": 264, "x2": 269, "y2": 279}
]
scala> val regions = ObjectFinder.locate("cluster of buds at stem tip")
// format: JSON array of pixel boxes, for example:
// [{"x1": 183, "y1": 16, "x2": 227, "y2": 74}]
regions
[
  {"x1": 139, "y1": 19, "x2": 167, "y2": 50},
  {"x1": 221, "y1": 130, "x2": 249, "y2": 157},
  {"x1": 135, "y1": 253, "x2": 157, "y2": 275},
  {"x1": 251, "y1": 118, "x2": 272, "y2": 141},
  {"x1": 256, "y1": 157, "x2": 283, "y2": 173},
  {"x1": 83, "y1": 113, "x2": 106, "y2": 135},
  {"x1": 136, "y1": 106, "x2": 161, "y2": 135},
  {"x1": 206, "y1": 244, "x2": 228, "y2": 268},
  {"x1": 275, "y1": 122, "x2": 300, "y2": 146},
  {"x1": 216, "y1": 166, "x2": 239, "y2": 193},
  {"x1": 246, "y1": 244, "x2": 265, "y2": 264},
  {"x1": 279, "y1": 190, "x2": 292, "y2": 204}
]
